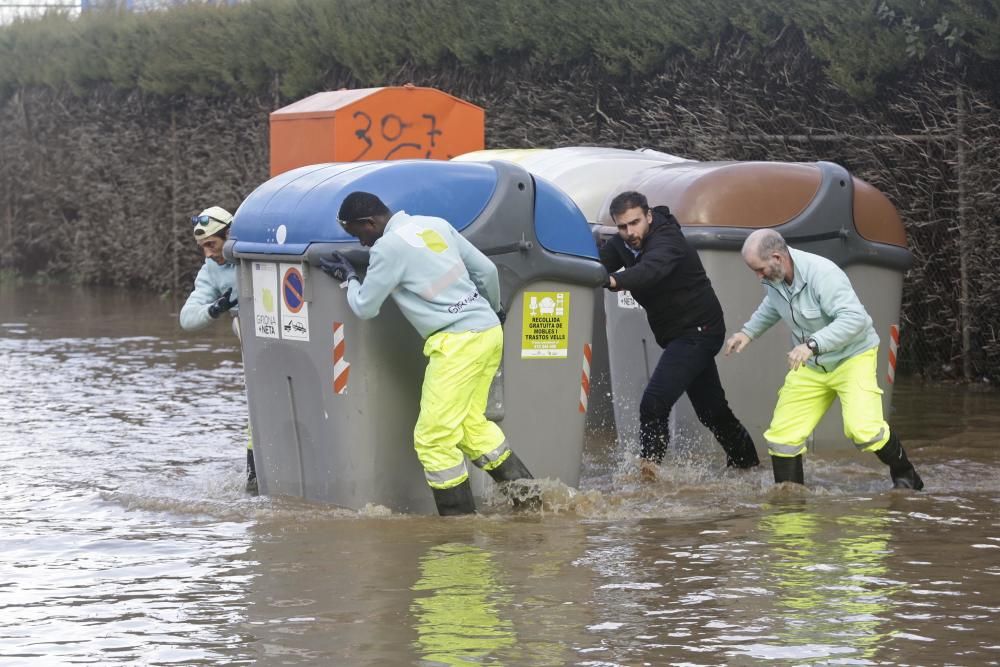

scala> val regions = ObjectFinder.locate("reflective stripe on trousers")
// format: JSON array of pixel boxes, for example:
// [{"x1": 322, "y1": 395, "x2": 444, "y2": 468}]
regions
[
  {"x1": 471, "y1": 441, "x2": 511, "y2": 472},
  {"x1": 764, "y1": 347, "x2": 890, "y2": 457},
  {"x1": 415, "y1": 326, "x2": 507, "y2": 490}
]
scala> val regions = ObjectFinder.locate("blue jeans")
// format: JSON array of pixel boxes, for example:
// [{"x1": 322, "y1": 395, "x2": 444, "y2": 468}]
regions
[{"x1": 639, "y1": 331, "x2": 759, "y2": 467}]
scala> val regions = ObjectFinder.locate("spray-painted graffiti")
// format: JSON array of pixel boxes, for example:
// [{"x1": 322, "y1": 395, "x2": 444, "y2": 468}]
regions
[{"x1": 351, "y1": 112, "x2": 445, "y2": 160}]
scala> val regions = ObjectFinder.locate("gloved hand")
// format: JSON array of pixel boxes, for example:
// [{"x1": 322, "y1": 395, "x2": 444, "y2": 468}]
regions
[
  {"x1": 496, "y1": 307, "x2": 506, "y2": 325},
  {"x1": 319, "y1": 252, "x2": 358, "y2": 283},
  {"x1": 208, "y1": 288, "x2": 238, "y2": 319}
]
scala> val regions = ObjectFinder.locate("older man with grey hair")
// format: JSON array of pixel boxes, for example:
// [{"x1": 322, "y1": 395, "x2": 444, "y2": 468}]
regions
[{"x1": 724, "y1": 229, "x2": 923, "y2": 489}]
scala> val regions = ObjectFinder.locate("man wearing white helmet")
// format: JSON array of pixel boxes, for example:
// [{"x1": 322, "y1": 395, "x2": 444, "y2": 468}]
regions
[
  {"x1": 179, "y1": 205, "x2": 256, "y2": 492},
  {"x1": 180, "y1": 206, "x2": 240, "y2": 331}
]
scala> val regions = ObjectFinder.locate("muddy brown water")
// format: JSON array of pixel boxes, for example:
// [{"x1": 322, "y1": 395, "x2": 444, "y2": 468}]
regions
[{"x1": 2, "y1": 284, "x2": 998, "y2": 666}]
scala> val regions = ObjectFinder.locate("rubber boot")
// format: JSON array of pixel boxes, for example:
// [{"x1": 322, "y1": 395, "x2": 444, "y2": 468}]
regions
[
  {"x1": 487, "y1": 452, "x2": 539, "y2": 509},
  {"x1": 432, "y1": 479, "x2": 476, "y2": 516},
  {"x1": 245, "y1": 449, "x2": 258, "y2": 495},
  {"x1": 771, "y1": 454, "x2": 804, "y2": 485},
  {"x1": 875, "y1": 431, "x2": 924, "y2": 490},
  {"x1": 486, "y1": 451, "x2": 533, "y2": 483}
]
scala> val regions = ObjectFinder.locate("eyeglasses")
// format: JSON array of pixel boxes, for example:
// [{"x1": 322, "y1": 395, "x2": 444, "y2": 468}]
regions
[
  {"x1": 191, "y1": 214, "x2": 227, "y2": 227},
  {"x1": 337, "y1": 216, "x2": 375, "y2": 228}
]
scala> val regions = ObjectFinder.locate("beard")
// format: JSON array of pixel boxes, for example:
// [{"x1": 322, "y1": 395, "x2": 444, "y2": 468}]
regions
[{"x1": 765, "y1": 261, "x2": 785, "y2": 282}]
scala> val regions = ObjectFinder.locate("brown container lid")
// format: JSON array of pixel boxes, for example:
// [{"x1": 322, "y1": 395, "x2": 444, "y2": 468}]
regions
[
  {"x1": 603, "y1": 161, "x2": 908, "y2": 249},
  {"x1": 852, "y1": 177, "x2": 907, "y2": 247},
  {"x1": 610, "y1": 161, "x2": 822, "y2": 228}
]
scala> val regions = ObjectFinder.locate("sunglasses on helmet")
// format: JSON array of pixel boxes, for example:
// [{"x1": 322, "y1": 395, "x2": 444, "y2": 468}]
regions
[
  {"x1": 191, "y1": 214, "x2": 228, "y2": 227},
  {"x1": 191, "y1": 215, "x2": 236, "y2": 227}
]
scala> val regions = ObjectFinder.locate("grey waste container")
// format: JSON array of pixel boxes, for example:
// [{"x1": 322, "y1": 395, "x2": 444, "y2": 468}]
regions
[
  {"x1": 595, "y1": 160, "x2": 912, "y2": 457},
  {"x1": 453, "y1": 147, "x2": 689, "y2": 440},
  {"x1": 227, "y1": 159, "x2": 606, "y2": 513}
]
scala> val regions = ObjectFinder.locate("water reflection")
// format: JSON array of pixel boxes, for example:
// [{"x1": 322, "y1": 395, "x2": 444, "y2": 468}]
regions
[
  {"x1": 410, "y1": 543, "x2": 516, "y2": 665},
  {"x1": 739, "y1": 501, "x2": 895, "y2": 663},
  {"x1": 233, "y1": 517, "x2": 594, "y2": 665}
]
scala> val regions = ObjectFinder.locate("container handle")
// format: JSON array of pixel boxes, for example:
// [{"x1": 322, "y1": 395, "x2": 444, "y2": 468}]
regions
[{"x1": 481, "y1": 236, "x2": 534, "y2": 256}]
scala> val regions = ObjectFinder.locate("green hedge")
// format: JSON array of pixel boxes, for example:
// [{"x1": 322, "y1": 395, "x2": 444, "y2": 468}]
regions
[{"x1": 1, "y1": 0, "x2": 997, "y2": 101}]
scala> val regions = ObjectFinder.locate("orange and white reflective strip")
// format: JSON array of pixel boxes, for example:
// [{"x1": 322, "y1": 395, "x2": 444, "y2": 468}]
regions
[
  {"x1": 579, "y1": 343, "x2": 592, "y2": 413},
  {"x1": 332, "y1": 321, "x2": 350, "y2": 395},
  {"x1": 887, "y1": 324, "x2": 899, "y2": 385}
]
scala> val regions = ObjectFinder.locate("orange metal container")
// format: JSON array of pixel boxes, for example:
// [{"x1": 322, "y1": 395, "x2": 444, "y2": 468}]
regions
[{"x1": 269, "y1": 86, "x2": 485, "y2": 177}]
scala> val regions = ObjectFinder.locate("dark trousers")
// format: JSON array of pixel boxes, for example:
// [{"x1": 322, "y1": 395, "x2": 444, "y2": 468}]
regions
[{"x1": 639, "y1": 331, "x2": 758, "y2": 467}]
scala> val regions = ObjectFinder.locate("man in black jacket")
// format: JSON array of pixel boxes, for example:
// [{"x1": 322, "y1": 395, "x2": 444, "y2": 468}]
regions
[{"x1": 601, "y1": 191, "x2": 758, "y2": 473}]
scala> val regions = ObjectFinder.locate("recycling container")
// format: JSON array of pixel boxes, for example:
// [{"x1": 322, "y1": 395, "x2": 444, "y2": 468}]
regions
[{"x1": 227, "y1": 159, "x2": 606, "y2": 512}]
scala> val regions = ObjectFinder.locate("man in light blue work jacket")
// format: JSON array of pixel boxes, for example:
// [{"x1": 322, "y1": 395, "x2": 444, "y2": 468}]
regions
[
  {"x1": 180, "y1": 206, "x2": 239, "y2": 332},
  {"x1": 318, "y1": 191, "x2": 534, "y2": 516},
  {"x1": 179, "y1": 205, "x2": 255, "y2": 493},
  {"x1": 725, "y1": 228, "x2": 923, "y2": 490}
]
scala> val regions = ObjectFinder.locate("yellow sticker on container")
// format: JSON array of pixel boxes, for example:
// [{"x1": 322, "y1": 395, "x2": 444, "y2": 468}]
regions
[{"x1": 521, "y1": 291, "x2": 569, "y2": 359}]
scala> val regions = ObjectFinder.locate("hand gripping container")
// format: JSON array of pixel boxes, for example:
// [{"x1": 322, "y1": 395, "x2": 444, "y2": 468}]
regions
[{"x1": 227, "y1": 159, "x2": 606, "y2": 512}]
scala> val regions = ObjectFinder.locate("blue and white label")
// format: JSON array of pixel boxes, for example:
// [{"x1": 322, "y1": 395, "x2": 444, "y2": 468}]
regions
[{"x1": 279, "y1": 263, "x2": 310, "y2": 341}]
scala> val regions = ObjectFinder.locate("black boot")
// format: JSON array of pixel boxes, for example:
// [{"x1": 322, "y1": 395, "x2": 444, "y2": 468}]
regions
[
  {"x1": 486, "y1": 451, "x2": 533, "y2": 483},
  {"x1": 771, "y1": 454, "x2": 804, "y2": 485},
  {"x1": 487, "y1": 452, "x2": 539, "y2": 509},
  {"x1": 246, "y1": 449, "x2": 258, "y2": 495},
  {"x1": 875, "y1": 431, "x2": 924, "y2": 490},
  {"x1": 432, "y1": 479, "x2": 476, "y2": 516}
]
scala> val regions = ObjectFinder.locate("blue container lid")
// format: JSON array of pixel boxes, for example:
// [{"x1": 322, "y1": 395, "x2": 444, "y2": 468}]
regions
[
  {"x1": 232, "y1": 160, "x2": 596, "y2": 259},
  {"x1": 533, "y1": 177, "x2": 598, "y2": 260}
]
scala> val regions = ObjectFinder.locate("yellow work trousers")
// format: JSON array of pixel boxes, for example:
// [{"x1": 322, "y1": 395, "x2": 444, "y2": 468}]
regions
[
  {"x1": 415, "y1": 325, "x2": 511, "y2": 490},
  {"x1": 764, "y1": 347, "x2": 889, "y2": 458}
]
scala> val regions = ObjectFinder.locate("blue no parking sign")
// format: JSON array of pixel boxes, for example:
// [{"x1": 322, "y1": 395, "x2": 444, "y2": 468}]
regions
[
  {"x1": 279, "y1": 264, "x2": 310, "y2": 341},
  {"x1": 283, "y1": 267, "x2": 304, "y2": 313}
]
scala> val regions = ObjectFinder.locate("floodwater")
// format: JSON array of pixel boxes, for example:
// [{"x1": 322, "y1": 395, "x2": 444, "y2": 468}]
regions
[{"x1": 2, "y1": 283, "x2": 998, "y2": 667}]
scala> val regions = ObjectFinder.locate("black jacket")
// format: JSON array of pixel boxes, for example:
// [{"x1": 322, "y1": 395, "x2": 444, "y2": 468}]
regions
[{"x1": 599, "y1": 207, "x2": 724, "y2": 347}]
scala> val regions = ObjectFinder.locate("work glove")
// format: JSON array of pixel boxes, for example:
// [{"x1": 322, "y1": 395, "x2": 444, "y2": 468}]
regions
[
  {"x1": 208, "y1": 288, "x2": 238, "y2": 319},
  {"x1": 496, "y1": 307, "x2": 506, "y2": 325},
  {"x1": 319, "y1": 251, "x2": 358, "y2": 283}
]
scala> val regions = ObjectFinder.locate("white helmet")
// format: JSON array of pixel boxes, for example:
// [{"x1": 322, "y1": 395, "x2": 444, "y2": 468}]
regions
[{"x1": 191, "y1": 206, "x2": 233, "y2": 240}]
